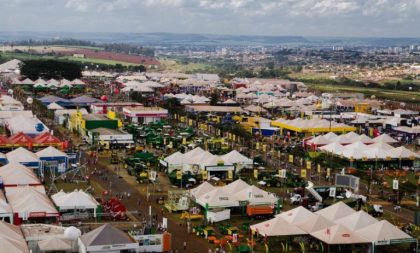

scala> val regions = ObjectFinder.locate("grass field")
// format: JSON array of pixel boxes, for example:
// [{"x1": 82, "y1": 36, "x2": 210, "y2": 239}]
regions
[
  {"x1": 63, "y1": 56, "x2": 140, "y2": 66},
  {"x1": 306, "y1": 83, "x2": 420, "y2": 103},
  {"x1": 160, "y1": 58, "x2": 218, "y2": 73}
]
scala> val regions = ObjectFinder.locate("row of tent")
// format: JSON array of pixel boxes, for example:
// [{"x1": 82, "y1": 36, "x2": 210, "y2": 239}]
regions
[
  {"x1": 162, "y1": 147, "x2": 253, "y2": 173},
  {"x1": 9, "y1": 78, "x2": 85, "y2": 88},
  {"x1": 120, "y1": 80, "x2": 165, "y2": 93},
  {"x1": 0, "y1": 132, "x2": 63, "y2": 148},
  {"x1": 164, "y1": 93, "x2": 210, "y2": 105},
  {"x1": 250, "y1": 202, "x2": 413, "y2": 246},
  {"x1": 190, "y1": 179, "x2": 279, "y2": 208},
  {"x1": 271, "y1": 118, "x2": 357, "y2": 133},
  {"x1": 39, "y1": 95, "x2": 102, "y2": 106},
  {"x1": 308, "y1": 133, "x2": 419, "y2": 160}
]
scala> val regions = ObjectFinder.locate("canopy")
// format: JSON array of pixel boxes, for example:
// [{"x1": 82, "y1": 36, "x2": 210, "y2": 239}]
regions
[
  {"x1": 335, "y1": 211, "x2": 378, "y2": 231},
  {"x1": 251, "y1": 216, "x2": 306, "y2": 237},
  {"x1": 47, "y1": 102, "x2": 64, "y2": 110},
  {"x1": 310, "y1": 224, "x2": 370, "y2": 245},
  {"x1": 295, "y1": 214, "x2": 336, "y2": 233},
  {"x1": 319, "y1": 142, "x2": 345, "y2": 154},
  {"x1": 38, "y1": 237, "x2": 72, "y2": 251},
  {"x1": 52, "y1": 189, "x2": 99, "y2": 210},
  {"x1": 195, "y1": 187, "x2": 238, "y2": 208},
  {"x1": 373, "y1": 134, "x2": 398, "y2": 144},
  {"x1": 307, "y1": 135, "x2": 331, "y2": 146},
  {"x1": 8, "y1": 132, "x2": 34, "y2": 146},
  {"x1": 386, "y1": 146, "x2": 419, "y2": 159},
  {"x1": 316, "y1": 202, "x2": 356, "y2": 221},
  {"x1": 0, "y1": 162, "x2": 41, "y2": 186},
  {"x1": 276, "y1": 206, "x2": 316, "y2": 224},
  {"x1": 6, "y1": 187, "x2": 59, "y2": 218},
  {"x1": 222, "y1": 179, "x2": 250, "y2": 194},
  {"x1": 356, "y1": 220, "x2": 412, "y2": 243},
  {"x1": 221, "y1": 150, "x2": 253, "y2": 165},
  {"x1": 190, "y1": 181, "x2": 215, "y2": 199},
  {"x1": 354, "y1": 134, "x2": 374, "y2": 144},
  {"x1": 36, "y1": 146, "x2": 68, "y2": 158},
  {"x1": 0, "y1": 221, "x2": 29, "y2": 253},
  {"x1": 70, "y1": 95, "x2": 101, "y2": 105},
  {"x1": 33, "y1": 132, "x2": 62, "y2": 146},
  {"x1": 6, "y1": 147, "x2": 40, "y2": 164},
  {"x1": 234, "y1": 185, "x2": 278, "y2": 205},
  {"x1": 80, "y1": 224, "x2": 136, "y2": 247}
]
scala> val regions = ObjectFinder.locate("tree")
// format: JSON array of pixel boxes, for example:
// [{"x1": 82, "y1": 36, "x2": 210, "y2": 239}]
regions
[
  {"x1": 20, "y1": 60, "x2": 82, "y2": 80},
  {"x1": 210, "y1": 92, "x2": 219, "y2": 106}
]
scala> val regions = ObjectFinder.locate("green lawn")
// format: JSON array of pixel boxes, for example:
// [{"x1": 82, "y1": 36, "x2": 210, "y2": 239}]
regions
[{"x1": 63, "y1": 56, "x2": 140, "y2": 66}]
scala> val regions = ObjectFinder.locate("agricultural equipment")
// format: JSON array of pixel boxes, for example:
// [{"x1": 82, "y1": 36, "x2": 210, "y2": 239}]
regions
[{"x1": 101, "y1": 197, "x2": 127, "y2": 220}]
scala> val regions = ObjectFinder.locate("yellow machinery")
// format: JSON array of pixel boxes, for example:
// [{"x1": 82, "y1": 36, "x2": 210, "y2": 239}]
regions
[{"x1": 180, "y1": 211, "x2": 204, "y2": 220}]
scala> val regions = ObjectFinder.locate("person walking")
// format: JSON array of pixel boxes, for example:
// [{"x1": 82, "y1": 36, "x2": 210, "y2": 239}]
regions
[{"x1": 183, "y1": 241, "x2": 187, "y2": 250}]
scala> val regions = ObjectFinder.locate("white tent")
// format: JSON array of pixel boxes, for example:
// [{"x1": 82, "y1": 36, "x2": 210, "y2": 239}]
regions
[
  {"x1": 316, "y1": 202, "x2": 356, "y2": 221},
  {"x1": 367, "y1": 142, "x2": 394, "y2": 151},
  {"x1": 36, "y1": 146, "x2": 68, "y2": 159},
  {"x1": 234, "y1": 185, "x2": 278, "y2": 205},
  {"x1": 0, "y1": 221, "x2": 29, "y2": 253},
  {"x1": 356, "y1": 220, "x2": 412, "y2": 243},
  {"x1": 310, "y1": 224, "x2": 370, "y2": 245},
  {"x1": 6, "y1": 147, "x2": 41, "y2": 165},
  {"x1": 37, "y1": 237, "x2": 72, "y2": 252},
  {"x1": 342, "y1": 142, "x2": 370, "y2": 160},
  {"x1": 373, "y1": 134, "x2": 398, "y2": 144},
  {"x1": 323, "y1": 132, "x2": 338, "y2": 141},
  {"x1": 335, "y1": 211, "x2": 378, "y2": 231},
  {"x1": 52, "y1": 190, "x2": 99, "y2": 217},
  {"x1": 220, "y1": 150, "x2": 253, "y2": 165},
  {"x1": 6, "y1": 187, "x2": 59, "y2": 218},
  {"x1": 190, "y1": 181, "x2": 215, "y2": 199},
  {"x1": 354, "y1": 134, "x2": 374, "y2": 144},
  {"x1": 307, "y1": 135, "x2": 331, "y2": 146},
  {"x1": 385, "y1": 146, "x2": 419, "y2": 159},
  {"x1": 330, "y1": 134, "x2": 354, "y2": 145},
  {"x1": 251, "y1": 216, "x2": 307, "y2": 237},
  {"x1": 295, "y1": 214, "x2": 336, "y2": 233},
  {"x1": 319, "y1": 142, "x2": 345, "y2": 154},
  {"x1": 47, "y1": 102, "x2": 64, "y2": 110},
  {"x1": 0, "y1": 162, "x2": 40, "y2": 186},
  {"x1": 195, "y1": 187, "x2": 238, "y2": 208},
  {"x1": 222, "y1": 179, "x2": 250, "y2": 194},
  {"x1": 276, "y1": 206, "x2": 316, "y2": 224}
]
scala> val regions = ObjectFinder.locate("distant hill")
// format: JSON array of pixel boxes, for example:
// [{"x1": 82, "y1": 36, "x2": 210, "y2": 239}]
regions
[{"x1": 0, "y1": 31, "x2": 419, "y2": 47}]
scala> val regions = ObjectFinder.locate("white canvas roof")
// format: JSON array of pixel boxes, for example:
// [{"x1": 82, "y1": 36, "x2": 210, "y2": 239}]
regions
[
  {"x1": 0, "y1": 221, "x2": 29, "y2": 253},
  {"x1": 323, "y1": 132, "x2": 338, "y2": 141},
  {"x1": 251, "y1": 216, "x2": 306, "y2": 237},
  {"x1": 316, "y1": 202, "x2": 356, "y2": 221},
  {"x1": 385, "y1": 146, "x2": 419, "y2": 159},
  {"x1": 276, "y1": 206, "x2": 316, "y2": 224},
  {"x1": 36, "y1": 146, "x2": 68, "y2": 158},
  {"x1": 356, "y1": 220, "x2": 412, "y2": 243},
  {"x1": 342, "y1": 142, "x2": 370, "y2": 160},
  {"x1": 310, "y1": 224, "x2": 370, "y2": 245},
  {"x1": 221, "y1": 150, "x2": 253, "y2": 165},
  {"x1": 234, "y1": 185, "x2": 278, "y2": 205},
  {"x1": 295, "y1": 214, "x2": 336, "y2": 233},
  {"x1": 7, "y1": 147, "x2": 40, "y2": 164},
  {"x1": 354, "y1": 134, "x2": 373, "y2": 144},
  {"x1": 6, "y1": 187, "x2": 58, "y2": 217},
  {"x1": 307, "y1": 135, "x2": 331, "y2": 146},
  {"x1": 38, "y1": 237, "x2": 72, "y2": 251},
  {"x1": 330, "y1": 134, "x2": 354, "y2": 145},
  {"x1": 195, "y1": 187, "x2": 238, "y2": 208},
  {"x1": 5, "y1": 115, "x2": 49, "y2": 135},
  {"x1": 47, "y1": 102, "x2": 64, "y2": 110},
  {"x1": 190, "y1": 181, "x2": 215, "y2": 199},
  {"x1": 373, "y1": 134, "x2": 398, "y2": 144},
  {"x1": 164, "y1": 151, "x2": 184, "y2": 165},
  {"x1": 335, "y1": 211, "x2": 378, "y2": 231},
  {"x1": 52, "y1": 190, "x2": 99, "y2": 210},
  {"x1": 222, "y1": 179, "x2": 250, "y2": 194},
  {"x1": 319, "y1": 142, "x2": 345, "y2": 154},
  {"x1": 0, "y1": 162, "x2": 40, "y2": 186},
  {"x1": 367, "y1": 142, "x2": 394, "y2": 150}
]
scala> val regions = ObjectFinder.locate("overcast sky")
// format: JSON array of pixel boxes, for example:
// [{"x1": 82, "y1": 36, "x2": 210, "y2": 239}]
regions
[{"x1": 1, "y1": 0, "x2": 420, "y2": 37}]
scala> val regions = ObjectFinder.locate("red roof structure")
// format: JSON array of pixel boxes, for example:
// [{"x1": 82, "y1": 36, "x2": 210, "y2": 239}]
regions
[
  {"x1": 33, "y1": 132, "x2": 62, "y2": 146},
  {"x1": 8, "y1": 132, "x2": 34, "y2": 147},
  {"x1": 0, "y1": 135, "x2": 11, "y2": 147}
]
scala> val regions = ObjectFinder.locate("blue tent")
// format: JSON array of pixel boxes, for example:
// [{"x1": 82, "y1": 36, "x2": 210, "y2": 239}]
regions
[
  {"x1": 70, "y1": 95, "x2": 101, "y2": 107},
  {"x1": 36, "y1": 146, "x2": 68, "y2": 173},
  {"x1": 38, "y1": 95, "x2": 71, "y2": 106}
]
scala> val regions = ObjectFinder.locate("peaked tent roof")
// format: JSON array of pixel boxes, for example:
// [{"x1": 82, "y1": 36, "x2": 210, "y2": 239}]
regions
[
  {"x1": 223, "y1": 179, "x2": 250, "y2": 194},
  {"x1": 356, "y1": 220, "x2": 412, "y2": 242},
  {"x1": 36, "y1": 146, "x2": 68, "y2": 158},
  {"x1": 33, "y1": 132, "x2": 62, "y2": 145},
  {"x1": 47, "y1": 102, "x2": 64, "y2": 110},
  {"x1": 373, "y1": 134, "x2": 398, "y2": 144},
  {"x1": 386, "y1": 146, "x2": 419, "y2": 159},
  {"x1": 52, "y1": 189, "x2": 99, "y2": 210},
  {"x1": 316, "y1": 202, "x2": 356, "y2": 221},
  {"x1": 37, "y1": 237, "x2": 72, "y2": 251},
  {"x1": 335, "y1": 211, "x2": 378, "y2": 231},
  {"x1": 0, "y1": 135, "x2": 11, "y2": 147},
  {"x1": 190, "y1": 181, "x2": 215, "y2": 199},
  {"x1": 8, "y1": 132, "x2": 34, "y2": 145},
  {"x1": 0, "y1": 221, "x2": 29, "y2": 253},
  {"x1": 310, "y1": 224, "x2": 370, "y2": 245},
  {"x1": 6, "y1": 187, "x2": 58, "y2": 217},
  {"x1": 0, "y1": 162, "x2": 41, "y2": 186},
  {"x1": 323, "y1": 132, "x2": 338, "y2": 141},
  {"x1": 221, "y1": 150, "x2": 253, "y2": 165},
  {"x1": 196, "y1": 187, "x2": 238, "y2": 208},
  {"x1": 71, "y1": 78, "x2": 86, "y2": 85},
  {"x1": 80, "y1": 224, "x2": 136, "y2": 247},
  {"x1": 250, "y1": 216, "x2": 307, "y2": 237},
  {"x1": 38, "y1": 95, "x2": 71, "y2": 104},
  {"x1": 234, "y1": 185, "x2": 278, "y2": 205},
  {"x1": 276, "y1": 206, "x2": 316, "y2": 224},
  {"x1": 70, "y1": 95, "x2": 101, "y2": 104},
  {"x1": 164, "y1": 151, "x2": 184, "y2": 165},
  {"x1": 6, "y1": 147, "x2": 40, "y2": 164},
  {"x1": 295, "y1": 214, "x2": 336, "y2": 233}
]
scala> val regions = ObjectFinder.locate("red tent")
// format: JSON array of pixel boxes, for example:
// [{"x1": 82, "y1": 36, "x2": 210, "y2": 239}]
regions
[
  {"x1": 33, "y1": 132, "x2": 62, "y2": 147},
  {"x1": 8, "y1": 132, "x2": 34, "y2": 147},
  {"x1": 0, "y1": 135, "x2": 11, "y2": 147}
]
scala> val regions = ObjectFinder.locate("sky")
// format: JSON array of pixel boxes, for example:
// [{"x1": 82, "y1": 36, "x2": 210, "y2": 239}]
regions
[{"x1": 1, "y1": 0, "x2": 420, "y2": 37}]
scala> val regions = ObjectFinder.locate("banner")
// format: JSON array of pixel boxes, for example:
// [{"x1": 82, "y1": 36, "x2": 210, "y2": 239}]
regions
[
  {"x1": 327, "y1": 168, "x2": 331, "y2": 177},
  {"x1": 317, "y1": 164, "x2": 321, "y2": 173},
  {"x1": 392, "y1": 179, "x2": 399, "y2": 190},
  {"x1": 288, "y1": 155, "x2": 293, "y2": 163},
  {"x1": 253, "y1": 169, "x2": 258, "y2": 179},
  {"x1": 202, "y1": 171, "x2": 208, "y2": 180},
  {"x1": 279, "y1": 169, "x2": 287, "y2": 178},
  {"x1": 176, "y1": 170, "x2": 182, "y2": 180},
  {"x1": 306, "y1": 161, "x2": 311, "y2": 170},
  {"x1": 228, "y1": 170, "x2": 233, "y2": 179},
  {"x1": 301, "y1": 169, "x2": 307, "y2": 178},
  {"x1": 262, "y1": 145, "x2": 267, "y2": 152}
]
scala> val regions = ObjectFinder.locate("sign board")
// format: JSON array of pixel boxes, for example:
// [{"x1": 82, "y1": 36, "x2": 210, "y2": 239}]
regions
[
  {"x1": 306, "y1": 161, "x2": 311, "y2": 170},
  {"x1": 329, "y1": 187, "x2": 336, "y2": 198},
  {"x1": 301, "y1": 169, "x2": 307, "y2": 178},
  {"x1": 288, "y1": 155, "x2": 293, "y2": 163},
  {"x1": 232, "y1": 233, "x2": 238, "y2": 243},
  {"x1": 327, "y1": 168, "x2": 331, "y2": 177},
  {"x1": 390, "y1": 238, "x2": 417, "y2": 244},
  {"x1": 317, "y1": 164, "x2": 321, "y2": 173},
  {"x1": 176, "y1": 170, "x2": 182, "y2": 180},
  {"x1": 279, "y1": 169, "x2": 287, "y2": 178},
  {"x1": 149, "y1": 171, "x2": 157, "y2": 181},
  {"x1": 162, "y1": 217, "x2": 168, "y2": 229},
  {"x1": 253, "y1": 169, "x2": 258, "y2": 179},
  {"x1": 335, "y1": 174, "x2": 360, "y2": 191},
  {"x1": 202, "y1": 171, "x2": 208, "y2": 180},
  {"x1": 393, "y1": 179, "x2": 399, "y2": 190},
  {"x1": 228, "y1": 170, "x2": 233, "y2": 179}
]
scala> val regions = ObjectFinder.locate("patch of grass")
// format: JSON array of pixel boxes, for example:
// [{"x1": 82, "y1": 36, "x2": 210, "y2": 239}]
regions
[{"x1": 62, "y1": 56, "x2": 140, "y2": 66}]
